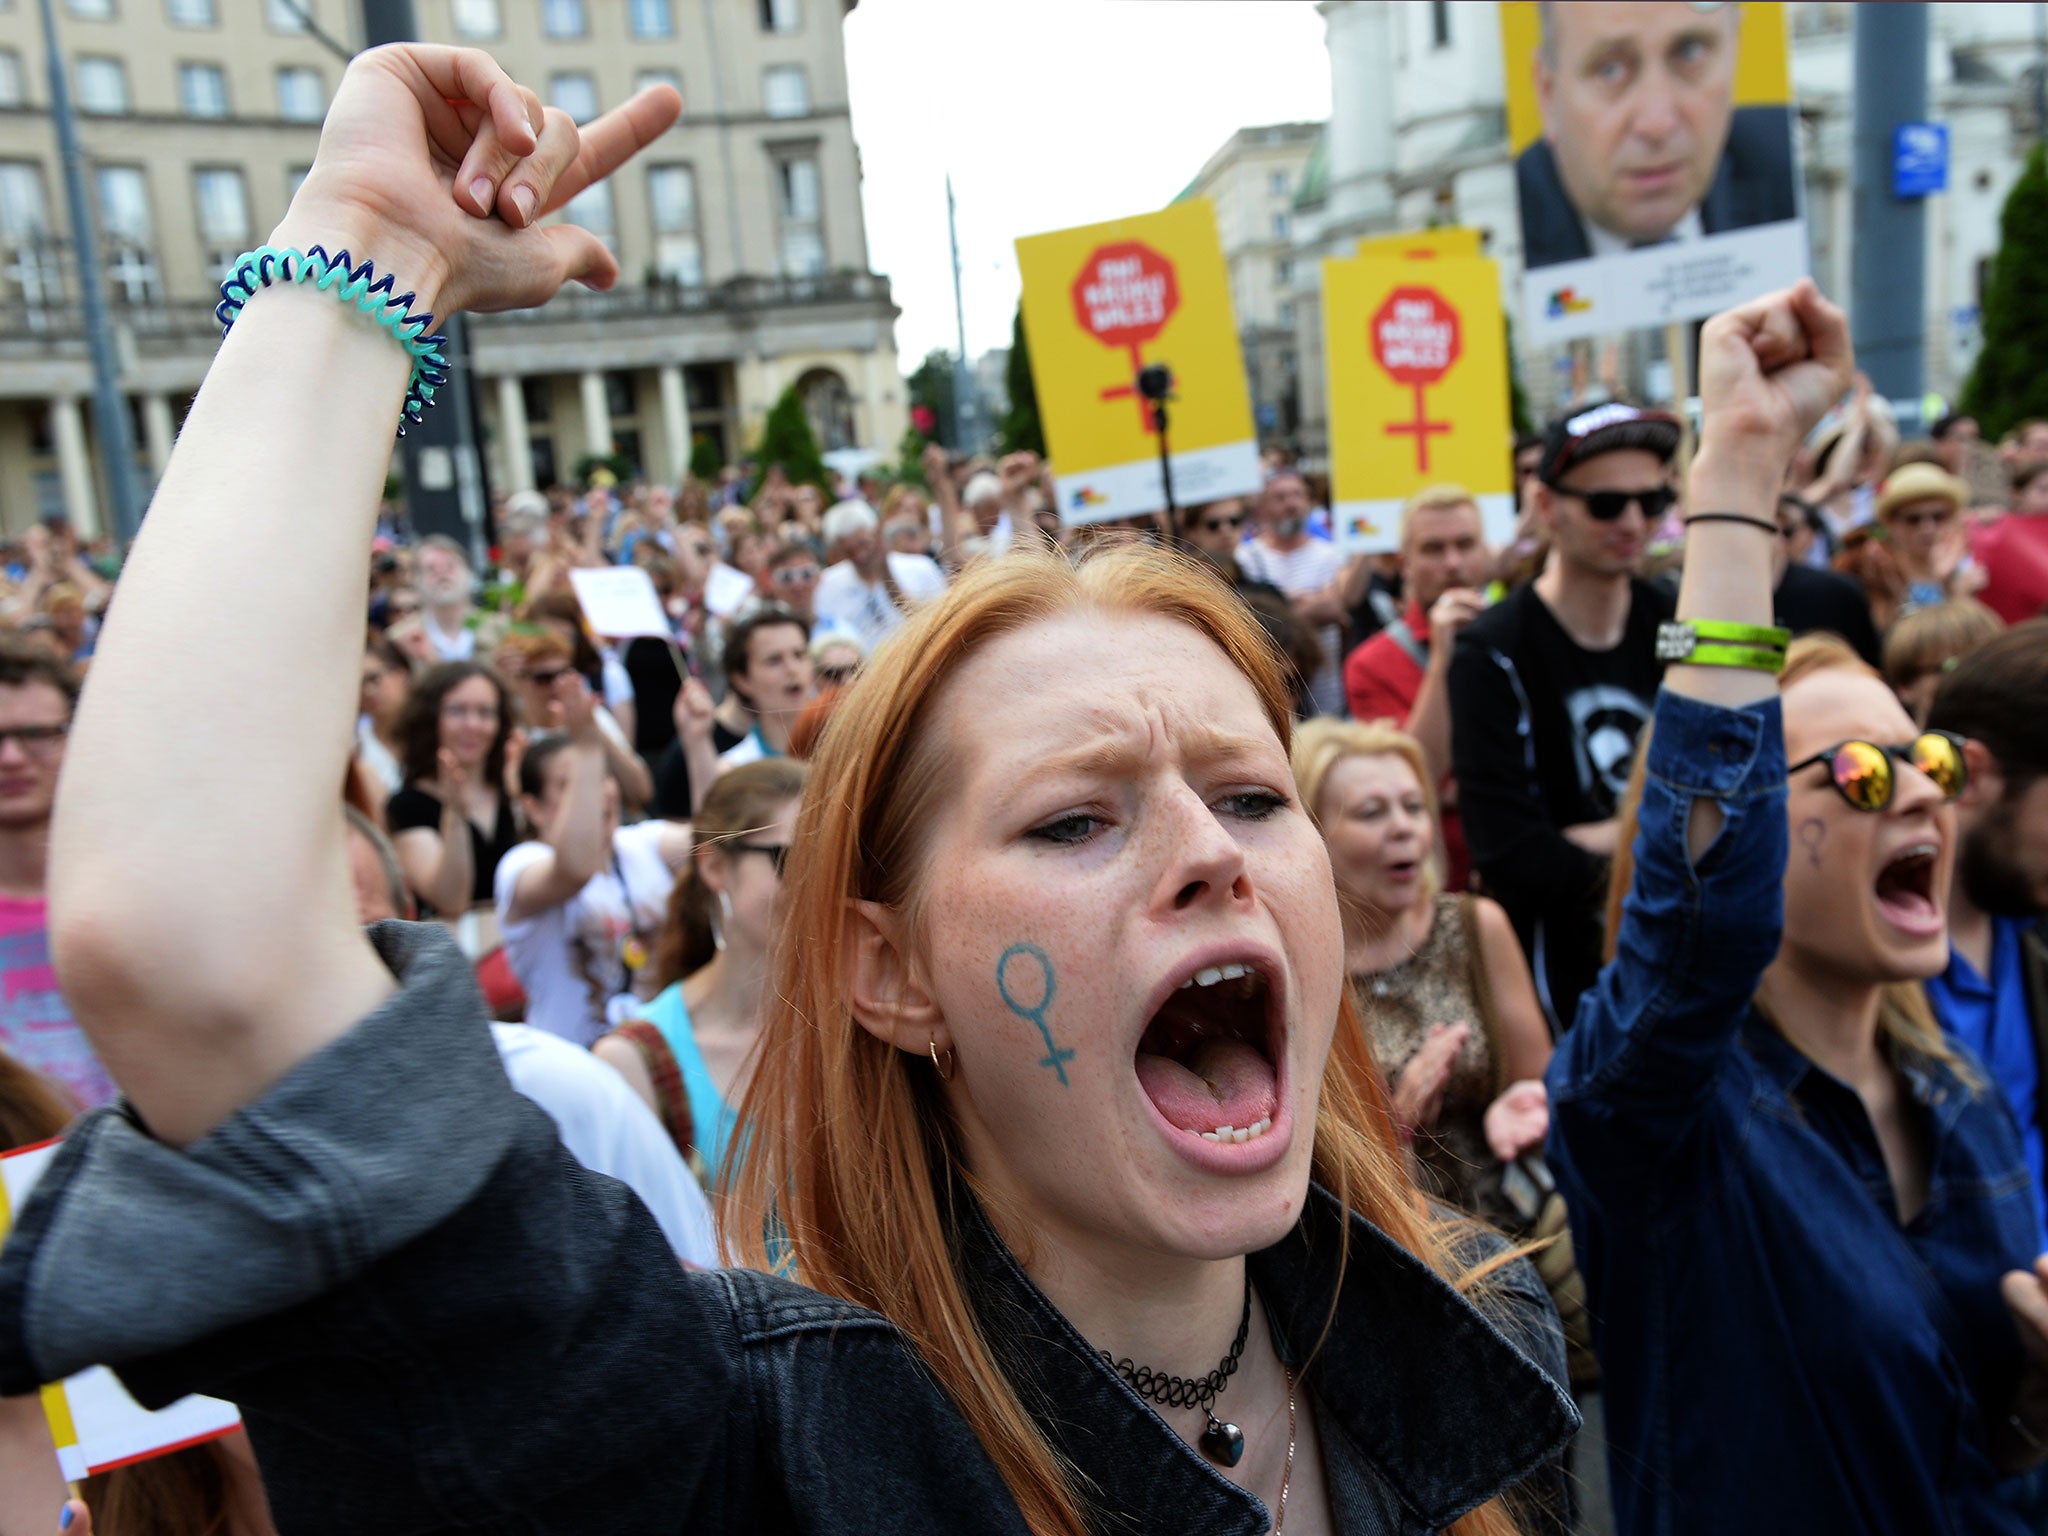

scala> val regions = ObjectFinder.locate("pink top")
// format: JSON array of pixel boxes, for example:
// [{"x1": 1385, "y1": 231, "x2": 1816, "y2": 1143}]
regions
[{"x1": 0, "y1": 894, "x2": 110, "y2": 1113}]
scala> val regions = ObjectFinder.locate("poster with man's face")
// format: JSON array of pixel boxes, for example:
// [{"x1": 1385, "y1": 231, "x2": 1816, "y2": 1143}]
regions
[{"x1": 1503, "y1": 1, "x2": 1807, "y2": 343}]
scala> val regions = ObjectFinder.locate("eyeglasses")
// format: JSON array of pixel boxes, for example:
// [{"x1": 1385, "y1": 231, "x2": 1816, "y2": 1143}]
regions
[
  {"x1": 1787, "y1": 731, "x2": 1967, "y2": 812},
  {"x1": 0, "y1": 723, "x2": 67, "y2": 758},
  {"x1": 773, "y1": 565, "x2": 820, "y2": 586},
  {"x1": 527, "y1": 666, "x2": 571, "y2": 687},
  {"x1": 1201, "y1": 514, "x2": 1247, "y2": 534},
  {"x1": 729, "y1": 840, "x2": 789, "y2": 877},
  {"x1": 440, "y1": 703, "x2": 500, "y2": 723},
  {"x1": 1545, "y1": 484, "x2": 1677, "y2": 522}
]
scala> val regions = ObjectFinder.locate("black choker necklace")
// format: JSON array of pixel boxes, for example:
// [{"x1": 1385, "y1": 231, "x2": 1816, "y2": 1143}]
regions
[{"x1": 1100, "y1": 1284, "x2": 1252, "y2": 1466}]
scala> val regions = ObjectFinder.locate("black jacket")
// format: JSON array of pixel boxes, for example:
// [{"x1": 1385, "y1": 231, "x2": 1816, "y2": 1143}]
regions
[
  {"x1": 1517, "y1": 104, "x2": 1800, "y2": 270},
  {"x1": 0, "y1": 923, "x2": 1577, "y2": 1534}
]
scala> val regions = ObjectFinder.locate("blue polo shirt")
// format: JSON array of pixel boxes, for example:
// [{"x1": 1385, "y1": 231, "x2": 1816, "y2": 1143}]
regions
[{"x1": 1931, "y1": 916, "x2": 2048, "y2": 1251}]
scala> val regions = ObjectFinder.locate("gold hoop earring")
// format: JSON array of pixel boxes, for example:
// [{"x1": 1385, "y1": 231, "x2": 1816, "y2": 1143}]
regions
[{"x1": 928, "y1": 1038, "x2": 955, "y2": 1081}]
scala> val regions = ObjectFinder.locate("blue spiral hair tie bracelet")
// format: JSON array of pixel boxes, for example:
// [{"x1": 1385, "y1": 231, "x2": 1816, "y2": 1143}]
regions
[{"x1": 216, "y1": 245, "x2": 449, "y2": 438}]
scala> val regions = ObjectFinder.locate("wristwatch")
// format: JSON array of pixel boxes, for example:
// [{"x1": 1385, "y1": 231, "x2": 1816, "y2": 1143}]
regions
[{"x1": 1655, "y1": 619, "x2": 1791, "y2": 673}]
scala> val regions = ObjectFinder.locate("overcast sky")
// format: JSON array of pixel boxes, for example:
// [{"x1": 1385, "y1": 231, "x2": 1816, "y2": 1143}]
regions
[{"x1": 843, "y1": 0, "x2": 1333, "y2": 366}]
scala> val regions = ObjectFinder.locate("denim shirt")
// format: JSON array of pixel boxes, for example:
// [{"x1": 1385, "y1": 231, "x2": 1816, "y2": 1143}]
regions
[
  {"x1": 0, "y1": 921, "x2": 1576, "y2": 1535},
  {"x1": 1546, "y1": 690, "x2": 2040, "y2": 1536}
]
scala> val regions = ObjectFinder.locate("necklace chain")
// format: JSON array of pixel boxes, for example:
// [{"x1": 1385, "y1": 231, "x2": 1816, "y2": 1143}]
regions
[
  {"x1": 1274, "y1": 1363, "x2": 1297, "y2": 1533},
  {"x1": 1099, "y1": 1284, "x2": 1250, "y2": 1416}
]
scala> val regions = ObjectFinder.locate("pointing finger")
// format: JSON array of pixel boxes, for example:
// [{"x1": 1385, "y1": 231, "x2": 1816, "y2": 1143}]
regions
[{"x1": 539, "y1": 83, "x2": 683, "y2": 217}]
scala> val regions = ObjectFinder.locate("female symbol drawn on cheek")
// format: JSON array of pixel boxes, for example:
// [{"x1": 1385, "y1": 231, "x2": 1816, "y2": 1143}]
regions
[
  {"x1": 998, "y1": 942, "x2": 1075, "y2": 1086},
  {"x1": 1797, "y1": 817, "x2": 1827, "y2": 870}
]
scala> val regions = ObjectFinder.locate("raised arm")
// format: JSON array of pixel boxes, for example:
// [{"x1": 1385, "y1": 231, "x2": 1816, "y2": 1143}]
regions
[
  {"x1": 48, "y1": 46, "x2": 679, "y2": 1146},
  {"x1": 1547, "y1": 282, "x2": 1853, "y2": 1182},
  {"x1": 502, "y1": 678, "x2": 613, "y2": 923}
]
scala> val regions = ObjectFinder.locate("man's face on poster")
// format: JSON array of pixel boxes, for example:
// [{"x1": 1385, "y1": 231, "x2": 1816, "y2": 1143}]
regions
[{"x1": 1537, "y1": 1, "x2": 1740, "y2": 245}]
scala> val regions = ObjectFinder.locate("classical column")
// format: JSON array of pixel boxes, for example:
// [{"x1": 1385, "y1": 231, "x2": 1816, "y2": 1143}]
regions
[
  {"x1": 579, "y1": 370, "x2": 614, "y2": 458},
  {"x1": 140, "y1": 392, "x2": 176, "y2": 480},
  {"x1": 49, "y1": 396, "x2": 101, "y2": 538},
  {"x1": 494, "y1": 372, "x2": 534, "y2": 492},
  {"x1": 657, "y1": 363, "x2": 689, "y2": 483}
]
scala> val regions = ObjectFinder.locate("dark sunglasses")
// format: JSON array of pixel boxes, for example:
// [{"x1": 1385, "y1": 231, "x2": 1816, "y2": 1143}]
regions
[
  {"x1": 0, "y1": 723, "x2": 67, "y2": 757},
  {"x1": 1891, "y1": 508, "x2": 1955, "y2": 531},
  {"x1": 528, "y1": 665, "x2": 571, "y2": 687},
  {"x1": 815, "y1": 664, "x2": 857, "y2": 685},
  {"x1": 729, "y1": 840, "x2": 789, "y2": 877},
  {"x1": 1787, "y1": 730, "x2": 1967, "y2": 812},
  {"x1": 1546, "y1": 483, "x2": 1676, "y2": 522},
  {"x1": 1201, "y1": 513, "x2": 1247, "y2": 534},
  {"x1": 773, "y1": 565, "x2": 820, "y2": 585}
]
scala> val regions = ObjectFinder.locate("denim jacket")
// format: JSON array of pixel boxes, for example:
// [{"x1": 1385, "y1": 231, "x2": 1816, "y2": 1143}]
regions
[
  {"x1": 1546, "y1": 690, "x2": 2040, "y2": 1536},
  {"x1": 0, "y1": 922, "x2": 1576, "y2": 1534}
]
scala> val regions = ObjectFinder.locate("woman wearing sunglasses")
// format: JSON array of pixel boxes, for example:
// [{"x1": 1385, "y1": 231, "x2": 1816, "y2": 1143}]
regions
[
  {"x1": 1549, "y1": 280, "x2": 2048, "y2": 1536},
  {"x1": 595, "y1": 758, "x2": 804, "y2": 1188},
  {"x1": 2, "y1": 47, "x2": 1574, "y2": 1536}
]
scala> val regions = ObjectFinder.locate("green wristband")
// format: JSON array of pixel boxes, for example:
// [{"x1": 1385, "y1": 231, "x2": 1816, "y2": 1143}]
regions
[{"x1": 1655, "y1": 620, "x2": 1791, "y2": 673}]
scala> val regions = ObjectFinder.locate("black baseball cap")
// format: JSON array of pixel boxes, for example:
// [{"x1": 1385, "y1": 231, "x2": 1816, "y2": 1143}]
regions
[{"x1": 1539, "y1": 402, "x2": 1683, "y2": 485}]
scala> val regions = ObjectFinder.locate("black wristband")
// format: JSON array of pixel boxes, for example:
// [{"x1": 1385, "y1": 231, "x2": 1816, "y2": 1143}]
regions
[{"x1": 1684, "y1": 512, "x2": 1779, "y2": 535}]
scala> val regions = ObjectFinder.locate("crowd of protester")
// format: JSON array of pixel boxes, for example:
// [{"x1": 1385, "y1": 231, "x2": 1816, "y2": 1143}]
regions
[{"x1": 1, "y1": 44, "x2": 2047, "y2": 1536}]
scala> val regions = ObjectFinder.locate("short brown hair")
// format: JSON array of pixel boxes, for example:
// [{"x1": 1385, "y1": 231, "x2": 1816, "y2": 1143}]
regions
[
  {"x1": 1929, "y1": 617, "x2": 2048, "y2": 784},
  {"x1": 0, "y1": 634, "x2": 79, "y2": 713}
]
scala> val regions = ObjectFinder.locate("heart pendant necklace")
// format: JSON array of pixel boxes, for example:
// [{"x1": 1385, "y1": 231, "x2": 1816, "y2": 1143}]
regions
[{"x1": 1100, "y1": 1283, "x2": 1251, "y2": 1467}]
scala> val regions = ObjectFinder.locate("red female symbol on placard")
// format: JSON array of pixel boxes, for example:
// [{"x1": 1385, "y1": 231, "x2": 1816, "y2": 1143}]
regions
[
  {"x1": 1072, "y1": 242, "x2": 1180, "y2": 430},
  {"x1": 1372, "y1": 287, "x2": 1462, "y2": 473}
]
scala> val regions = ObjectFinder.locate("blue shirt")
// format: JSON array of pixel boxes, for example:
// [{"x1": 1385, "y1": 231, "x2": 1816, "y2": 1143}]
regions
[
  {"x1": 644, "y1": 981, "x2": 738, "y2": 1181},
  {"x1": 1547, "y1": 690, "x2": 2038, "y2": 1536},
  {"x1": 1931, "y1": 916, "x2": 2048, "y2": 1250}
]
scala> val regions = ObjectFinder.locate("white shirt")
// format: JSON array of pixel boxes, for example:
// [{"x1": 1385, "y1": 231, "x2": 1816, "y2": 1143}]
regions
[
  {"x1": 355, "y1": 717, "x2": 402, "y2": 796},
  {"x1": 422, "y1": 609, "x2": 476, "y2": 662},
  {"x1": 715, "y1": 728, "x2": 775, "y2": 777},
  {"x1": 813, "y1": 552, "x2": 948, "y2": 651},
  {"x1": 1237, "y1": 536, "x2": 1346, "y2": 716},
  {"x1": 1586, "y1": 206, "x2": 1706, "y2": 258},
  {"x1": 495, "y1": 819, "x2": 677, "y2": 1047},
  {"x1": 491, "y1": 1023, "x2": 719, "y2": 1267}
]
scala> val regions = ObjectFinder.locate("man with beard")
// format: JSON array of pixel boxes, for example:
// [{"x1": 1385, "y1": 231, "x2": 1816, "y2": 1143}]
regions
[
  {"x1": 1927, "y1": 620, "x2": 2048, "y2": 1247},
  {"x1": 417, "y1": 534, "x2": 481, "y2": 661},
  {"x1": 0, "y1": 638, "x2": 108, "y2": 1111},
  {"x1": 1236, "y1": 471, "x2": 1345, "y2": 714}
]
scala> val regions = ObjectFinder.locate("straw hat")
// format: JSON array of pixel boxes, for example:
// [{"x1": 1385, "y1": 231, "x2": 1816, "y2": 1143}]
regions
[{"x1": 1874, "y1": 461, "x2": 1967, "y2": 522}]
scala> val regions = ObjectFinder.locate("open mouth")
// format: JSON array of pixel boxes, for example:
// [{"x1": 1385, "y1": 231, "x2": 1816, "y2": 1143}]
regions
[
  {"x1": 1385, "y1": 858, "x2": 1421, "y2": 883},
  {"x1": 1135, "y1": 960, "x2": 1282, "y2": 1146},
  {"x1": 1874, "y1": 842, "x2": 1941, "y2": 932}
]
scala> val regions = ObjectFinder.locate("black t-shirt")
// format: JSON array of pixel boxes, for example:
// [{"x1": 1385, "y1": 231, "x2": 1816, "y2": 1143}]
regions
[
  {"x1": 652, "y1": 721, "x2": 747, "y2": 821},
  {"x1": 1347, "y1": 570, "x2": 1406, "y2": 656},
  {"x1": 1774, "y1": 562, "x2": 1882, "y2": 668},
  {"x1": 624, "y1": 637, "x2": 683, "y2": 761},
  {"x1": 1448, "y1": 578, "x2": 1673, "y2": 1032},
  {"x1": 387, "y1": 785, "x2": 523, "y2": 913}
]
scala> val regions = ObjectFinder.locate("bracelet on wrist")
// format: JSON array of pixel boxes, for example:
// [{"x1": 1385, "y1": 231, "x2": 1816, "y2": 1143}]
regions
[
  {"x1": 1655, "y1": 619, "x2": 1792, "y2": 674},
  {"x1": 216, "y1": 245, "x2": 448, "y2": 438},
  {"x1": 1684, "y1": 512, "x2": 1780, "y2": 535}
]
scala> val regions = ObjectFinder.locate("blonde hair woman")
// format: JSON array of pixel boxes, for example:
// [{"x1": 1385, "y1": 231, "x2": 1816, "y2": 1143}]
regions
[{"x1": 10, "y1": 45, "x2": 1572, "y2": 1536}]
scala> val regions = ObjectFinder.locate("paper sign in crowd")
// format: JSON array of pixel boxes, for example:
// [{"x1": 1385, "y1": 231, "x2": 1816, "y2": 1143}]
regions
[{"x1": 0, "y1": 1139, "x2": 242, "y2": 1483}]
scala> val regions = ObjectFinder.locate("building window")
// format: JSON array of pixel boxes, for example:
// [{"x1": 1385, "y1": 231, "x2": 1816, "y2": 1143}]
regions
[
  {"x1": 451, "y1": 0, "x2": 498, "y2": 37},
  {"x1": 264, "y1": 0, "x2": 309, "y2": 30},
  {"x1": 0, "y1": 161, "x2": 61, "y2": 312},
  {"x1": 1429, "y1": 0, "x2": 1451, "y2": 48},
  {"x1": 561, "y1": 179, "x2": 614, "y2": 251},
  {"x1": 542, "y1": 0, "x2": 584, "y2": 38},
  {"x1": 165, "y1": 0, "x2": 215, "y2": 24},
  {"x1": 1270, "y1": 170, "x2": 1289, "y2": 196},
  {"x1": 75, "y1": 56, "x2": 128, "y2": 114},
  {"x1": 193, "y1": 166, "x2": 250, "y2": 277},
  {"x1": 1271, "y1": 212, "x2": 1290, "y2": 240},
  {"x1": 65, "y1": 0, "x2": 114, "y2": 17},
  {"x1": 550, "y1": 72, "x2": 597, "y2": 124},
  {"x1": 629, "y1": 0, "x2": 671, "y2": 39},
  {"x1": 179, "y1": 62, "x2": 229, "y2": 118},
  {"x1": 604, "y1": 370, "x2": 637, "y2": 420},
  {"x1": 276, "y1": 66, "x2": 323, "y2": 121},
  {"x1": 0, "y1": 49, "x2": 20, "y2": 107},
  {"x1": 648, "y1": 164, "x2": 702, "y2": 285},
  {"x1": 1279, "y1": 300, "x2": 1295, "y2": 325},
  {"x1": 286, "y1": 164, "x2": 311, "y2": 204},
  {"x1": 635, "y1": 69, "x2": 681, "y2": 109},
  {"x1": 763, "y1": 65, "x2": 808, "y2": 118},
  {"x1": 758, "y1": 0, "x2": 799, "y2": 32},
  {"x1": 775, "y1": 153, "x2": 824, "y2": 277},
  {"x1": 1276, "y1": 258, "x2": 1293, "y2": 287},
  {"x1": 95, "y1": 165, "x2": 162, "y2": 304},
  {"x1": 521, "y1": 377, "x2": 552, "y2": 423}
]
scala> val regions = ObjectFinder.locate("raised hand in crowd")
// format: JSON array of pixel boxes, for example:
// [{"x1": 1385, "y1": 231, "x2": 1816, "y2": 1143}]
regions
[
  {"x1": 1390, "y1": 1019, "x2": 1470, "y2": 1133},
  {"x1": 1482, "y1": 1079, "x2": 1549, "y2": 1164},
  {"x1": 1425, "y1": 585, "x2": 1486, "y2": 656}
]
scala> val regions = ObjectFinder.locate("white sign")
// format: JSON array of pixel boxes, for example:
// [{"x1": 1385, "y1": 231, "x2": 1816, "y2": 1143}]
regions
[
  {"x1": 1, "y1": 1141, "x2": 242, "y2": 1482},
  {"x1": 568, "y1": 566, "x2": 674, "y2": 640},
  {"x1": 702, "y1": 562, "x2": 757, "y2": 621}
]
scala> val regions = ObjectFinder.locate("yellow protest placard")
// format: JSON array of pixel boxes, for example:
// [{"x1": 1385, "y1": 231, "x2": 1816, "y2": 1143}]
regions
[
  {"x1": 1323, "y1": 255, "x2": 1515, "y2": 554},
  {"x1": 1355, "y1": 227, "x2": 1483, "y2": 263},
  {"x1": 1016, "y1": 201, "x2": 1260, "y2": 525}
]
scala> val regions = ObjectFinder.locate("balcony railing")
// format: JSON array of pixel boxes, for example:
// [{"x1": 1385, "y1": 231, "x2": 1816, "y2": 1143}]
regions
[{"x1": 0, "y1": 269, "x2": 895, "y2": 355}]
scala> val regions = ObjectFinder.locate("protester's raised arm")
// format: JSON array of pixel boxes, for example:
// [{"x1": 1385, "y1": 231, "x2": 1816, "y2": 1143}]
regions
[{"x1": 48, "y1": 46, "x2": 678, "y2": 1146}]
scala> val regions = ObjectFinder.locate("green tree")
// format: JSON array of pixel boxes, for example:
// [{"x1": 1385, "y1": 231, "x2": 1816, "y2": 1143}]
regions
[
  {"x1": 688, "y1": 432, "x2": 724, "y2": 484},
  {"x1": 906, "y1": 349, "x2": 959, "y2": 447},
  {"x1": 995, "y1": 302, "x2": 1046, "y2": 457},
  {"x1": 753, "y1": 386, "x2": 831, "y2": 491},
  {"x1": 1960, "y1": 142, "x2": 2048, "y2": 438}
]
